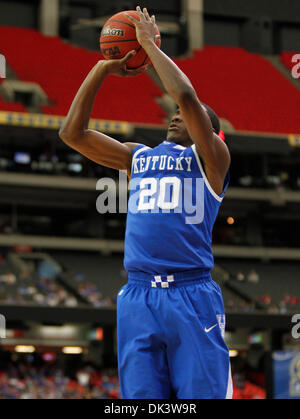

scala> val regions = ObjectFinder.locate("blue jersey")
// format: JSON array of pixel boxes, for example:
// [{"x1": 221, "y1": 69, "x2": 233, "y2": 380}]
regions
[{"x1": 124, "y1": 141, "x2": 230, "y2": 274}]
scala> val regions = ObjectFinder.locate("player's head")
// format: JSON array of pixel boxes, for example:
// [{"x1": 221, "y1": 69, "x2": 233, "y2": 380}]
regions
[
  {"x1": 166, "y1": 108, "x2": 190, "y2": 146},
  {"x1": 166, "y1": 103, "x2": 221, "y2": 146}
]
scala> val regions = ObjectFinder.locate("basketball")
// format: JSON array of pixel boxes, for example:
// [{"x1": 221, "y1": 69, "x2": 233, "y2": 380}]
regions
[{"x1": 99, "y1": 10, "x2": 161, "y2": 69}]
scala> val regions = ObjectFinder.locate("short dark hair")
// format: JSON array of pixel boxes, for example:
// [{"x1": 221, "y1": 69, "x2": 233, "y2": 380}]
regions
[{"x1": 201, "y1": 103, "x2": 220, "y2": 134}]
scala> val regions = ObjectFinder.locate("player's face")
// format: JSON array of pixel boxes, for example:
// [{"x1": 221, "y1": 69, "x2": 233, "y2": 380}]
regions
[{"x1": 166, "y1": 111, "x2": 192, "y2": 146}]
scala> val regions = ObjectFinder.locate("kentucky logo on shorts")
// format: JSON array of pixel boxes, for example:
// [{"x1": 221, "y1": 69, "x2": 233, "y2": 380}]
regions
[
  {"x1": 217, "y1": 314, "x2": 226, "y2": 339},
  {"x1": 151, "y1": 275, "x2": 175, "y2": 288}
]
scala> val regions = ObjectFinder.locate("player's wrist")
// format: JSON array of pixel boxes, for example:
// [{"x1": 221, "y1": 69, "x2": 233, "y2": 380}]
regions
[
  {"x1": 96, "y1": 60, "x2": 110, "y2": 75},
  {"x1": 140, "y1": 38, "x2": 156, "y2": 50}
]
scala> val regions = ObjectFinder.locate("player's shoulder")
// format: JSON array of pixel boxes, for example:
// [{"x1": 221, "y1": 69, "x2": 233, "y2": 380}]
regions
[
  {"x1": 124, "y1": 142, "x2": 154, "y2": 153},
  {"x1": 123, "y1": 142, "x2": 144, "y2": 152}
]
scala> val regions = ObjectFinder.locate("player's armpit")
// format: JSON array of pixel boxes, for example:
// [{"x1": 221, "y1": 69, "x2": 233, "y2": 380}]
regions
[
  {"x1": 178, "y1": 91, "x2": 231, "y2": 194},
  {"x1": 59, "y1": 128, "x2": 140, "y2": 172},
  {"x1": 199, "y1": 138, "x2": 231, "y2": 195}
]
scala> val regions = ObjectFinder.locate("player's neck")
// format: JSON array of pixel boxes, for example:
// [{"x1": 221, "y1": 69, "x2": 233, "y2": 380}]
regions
[{"x1": 166, "y1": 139, "x2": 193, "y2": 147}]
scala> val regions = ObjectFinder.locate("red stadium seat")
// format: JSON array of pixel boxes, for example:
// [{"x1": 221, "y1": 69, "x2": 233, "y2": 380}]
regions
[
  {"x1": 0, "y1": 26, "x2": 166, "y2": 124},
  {"x1": 173, "y1": 46, "x2": 300, "y2": 134},
  {"x1": 0, "y1": 98, "x2": 27, "y2": 112},
  {"x1": 0, "y1": 80, "x2": 27, "y2": 112},
  {"x1": 1, "y1": 26, "x2": 300, "y2": 133}
]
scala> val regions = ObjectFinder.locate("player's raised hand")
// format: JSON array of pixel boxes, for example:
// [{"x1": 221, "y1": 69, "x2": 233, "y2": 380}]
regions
[
  {"x1": 125, "y1": 6, "x2": 158, "y2": 47},
  {"x1": 100, "y1": 50, "x2": 148, "y2": 77}
]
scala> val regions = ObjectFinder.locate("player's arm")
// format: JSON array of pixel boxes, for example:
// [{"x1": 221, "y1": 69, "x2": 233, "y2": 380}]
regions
[
  {"x1": 127, "y1": 6, "x2": 230, "y2": 194},
  {"x1": 59, "y1": 52, "x2": 145, "y2": 172}
]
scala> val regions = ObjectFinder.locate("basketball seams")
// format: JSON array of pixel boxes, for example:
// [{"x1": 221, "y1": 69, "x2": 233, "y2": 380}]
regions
[
  {"x1": 141, "y1": 54, "x2": 149, "y2": 66},
  {"x1": 128, "y1": 54, "x2": 149, "y2": 70},
  {"x1": 105, "y1": 19, "x2": 136, "y2": 30},
  {"x1": 99, "y1": 11, "x2": 161, "y2": 69},
  {"x1": 100, "y1": 39, "x2": 139, "y2": 44}
]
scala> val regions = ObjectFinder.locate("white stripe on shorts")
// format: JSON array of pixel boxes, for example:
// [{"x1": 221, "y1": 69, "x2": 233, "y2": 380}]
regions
[{"x1": 225, "y1": 363, "x2": 233, "y2": 399}]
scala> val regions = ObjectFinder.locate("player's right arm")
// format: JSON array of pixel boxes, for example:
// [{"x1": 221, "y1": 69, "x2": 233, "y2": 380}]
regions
[{"x1": 59, "y1": 52, "x2": 146, "y2": 172}]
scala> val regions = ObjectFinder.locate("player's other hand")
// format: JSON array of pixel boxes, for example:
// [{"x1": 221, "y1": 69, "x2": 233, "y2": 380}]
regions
[
  {"x1": 100, "y1": 51, "x2": 148, "y2": 77},
  {"x1": 125, "y1": 6, "x2": 158, "y2": 47}
]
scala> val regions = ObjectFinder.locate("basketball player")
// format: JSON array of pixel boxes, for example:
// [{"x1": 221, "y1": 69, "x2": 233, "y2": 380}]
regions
[{"x1": 59, "y1": 6, "x2": 232, "y2": 399}]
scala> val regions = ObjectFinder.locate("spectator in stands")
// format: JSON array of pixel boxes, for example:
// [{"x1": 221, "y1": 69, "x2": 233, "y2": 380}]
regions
[
  {"x1": 0, "y1": 362, "x2": 120, "y2": 399},
  {"x1": 267, "y1": 305, "x2": 275, "y2": 313},
  {"x1": 37, "y1": 259, "x2": 60, "y2": 280},
  {"x1": 289, "y1": 295, "x2": 299, "y2": 307},
  {"x1": 0, "y1": 273, "x2": 16, "y2": 284},
  {"x1": 247, "y1": 269, "x2": 259, "y2": 283},
  {"x1": 225, "y1": 299, "x2": 235, "y2": 312},
  {"x1": 2, "y1": 294, "x2": 14, "y2": 304},
  {"x1": 259, "y1": 294, "x2": 272, "y2": 306},
  {"x1": 65, "y1": 295, "x2": 78, "y2": 307},
  {"x1": 33, "y1": 292, "x2": 46, "y2": 305},
  {"x1": 76, "y1": 282, "x2": 105, "y2": 307},
  {"x1": 236, "y1": 271, "x2": 245, "y2": 282},
  {"x1": 278, "y1": 300, "x2": 288, "y2": 314},
  {"x1": 282, "y1": 293, "x2": 299, "y2": 307},
  {"x1": 238, "y1": 301, "x2": 255, "y2": 313},
  {"x1": 277, "y1": 294, "x2": 299, "y2": 313}
]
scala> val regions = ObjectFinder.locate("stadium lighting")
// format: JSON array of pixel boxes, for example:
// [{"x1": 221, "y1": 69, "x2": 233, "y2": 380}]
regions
[
  {"x1": 229, "y1": 350, "x2": 239, "y2": 358},
  {"x1": 62, "y1": 346, "x2": 83, "y2": 354},
  {"x1": 14, "y1": 345, "x2": 35, "y2": 353}
]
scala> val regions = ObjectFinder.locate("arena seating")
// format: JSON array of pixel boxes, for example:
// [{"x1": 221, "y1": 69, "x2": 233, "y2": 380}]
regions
[
  {"x1": 173, "y1": 46, "x2": 300, "y2": 134},
  {"x1": 0, "y1": 250, "x2": 123, "y2": 308},
  {"x1": 0, "y1": 98, "x2": 27, "y2": 112},
  {"x1": 55, "y1": 252, "x2": 264, "y2": 313},
  {"x1": 0, "y1": 26, "x2": 167, "y2": 124},
  {"x1": 51, "y1": 251, "x2": 126, "y2": 304},
  {"x1": 0, "y1": 363, "x2": 120, "y2": 399},
  {"x1": 1, "y1": 248, "x2": 298, "y2": 313},
  {"x1": 217, "y1": 259, "x2": 300, "y2": 312},
  {"x1": 220, "y1": 285, "x2": 256, "y2": 313},
  {"x1": 212, "y1": 265, "x2": 256, "y2": 312},
  {"x1": 0, "y1": 253, "x2": 80, "y2": 307},
  {"x1": 1, "y1": 26, "x2": 300, "y2": 133},
  {"x1": 0, "y1": 81, "x2": 27, "y2": 112},
  {"x1": 0, "y1": 358, "x2": 264, "y2": 399}
]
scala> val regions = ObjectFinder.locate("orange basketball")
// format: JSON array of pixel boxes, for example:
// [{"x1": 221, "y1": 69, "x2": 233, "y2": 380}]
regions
[{"x1": 99, "y1": 10, "x2": 161, "y2": 69}]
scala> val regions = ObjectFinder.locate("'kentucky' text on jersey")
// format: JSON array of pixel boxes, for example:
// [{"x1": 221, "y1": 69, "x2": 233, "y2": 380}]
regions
[{"x1": 124, "y1": 141, "x2": 230, "y2": 274}]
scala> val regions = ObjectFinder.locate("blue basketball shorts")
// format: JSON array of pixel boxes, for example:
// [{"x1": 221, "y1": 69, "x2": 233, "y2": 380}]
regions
[{"x1": 117, "y1": 269, "x2": 233, "y2": 399}]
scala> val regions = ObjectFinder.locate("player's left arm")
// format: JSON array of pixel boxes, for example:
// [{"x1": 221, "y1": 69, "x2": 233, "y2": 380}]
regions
[{"x1": 127, "y1": 6, "x2": 230, "y2": 194}]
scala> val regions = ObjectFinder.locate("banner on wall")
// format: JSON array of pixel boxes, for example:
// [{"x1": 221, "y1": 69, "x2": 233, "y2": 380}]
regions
[
  {"x1": 272, "y1": 351, "x2": 300, "y2": 399},
  {"x1": 0, "y1": 111, "x2": 131, "y2": 135}
]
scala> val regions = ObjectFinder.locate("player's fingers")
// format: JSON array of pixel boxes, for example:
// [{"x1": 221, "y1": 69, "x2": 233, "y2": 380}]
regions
[
  {"x1": 121, "y1": 50, "x2": 136, "y2": 63},
  {"x1": 138, "y1": 65, "x2": 149, "y2": 72},
  {"x1": 151, "y1": 15, "x2": 156, "y2": 25},
  {"x1": 136, "y1": 6, "x2": 146, "y2": 21},
  {"x1": 143, "y1": 7, "x2": 151, "y2": 21},
  {"x1": 125, "y1": 13, "x2": 139, "y2": 24}
]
